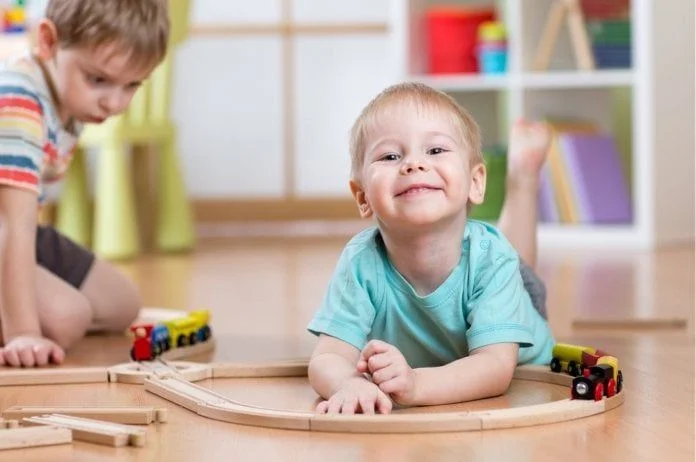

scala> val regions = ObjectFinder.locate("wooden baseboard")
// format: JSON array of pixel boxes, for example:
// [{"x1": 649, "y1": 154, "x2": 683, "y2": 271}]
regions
[
  {"x1": 192, "y1": 198, "x2": 359, "y2": 222},
  {"x1": 42, "y1": 198, "x2": 360, "y2": 227}
]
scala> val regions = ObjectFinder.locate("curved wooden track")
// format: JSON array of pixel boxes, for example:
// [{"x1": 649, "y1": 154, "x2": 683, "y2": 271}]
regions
[
  {"x1": 0, "y1": 358, "x2": 624, "y2": 433},
  {"x1": 134, "y1": 360, "x2": 624, "y2": 433}
]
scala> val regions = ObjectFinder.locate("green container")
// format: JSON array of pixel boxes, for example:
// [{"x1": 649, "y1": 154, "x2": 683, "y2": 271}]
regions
[
  {"x1": 470, "y1": 147, "x2": 506, "y2": 221},
  {"x1": 587, "y1": 20, "x2": 631, "y2": 45}
]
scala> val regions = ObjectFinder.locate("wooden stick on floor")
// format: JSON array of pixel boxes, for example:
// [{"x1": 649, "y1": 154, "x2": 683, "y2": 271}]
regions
[
  {"x1": 0, "y1": 367, "x2": 109, "y2": 387},
  {"x1": 24, "y1": 414, "x2": 147, "y2": 447},
  {"x1": 0, "y1": 426, "x2": 72, "y2": 451},
  {"x1": 3, "y1": 406, "x2": 168, "y2": 425}
]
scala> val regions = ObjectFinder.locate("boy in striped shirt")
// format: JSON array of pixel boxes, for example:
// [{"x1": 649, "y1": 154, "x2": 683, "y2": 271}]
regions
[{"x1": 0, "y1": 0, "x2": 170, "y2": 367}]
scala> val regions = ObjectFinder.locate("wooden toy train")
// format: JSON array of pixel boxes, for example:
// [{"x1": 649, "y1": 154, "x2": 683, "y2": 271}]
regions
[
  {"x1": 549, "y1": 343, "x2": 624, "y2": 401},
  {"x1": 129, "y1": 310, "x2": 212, "y2": 361}
]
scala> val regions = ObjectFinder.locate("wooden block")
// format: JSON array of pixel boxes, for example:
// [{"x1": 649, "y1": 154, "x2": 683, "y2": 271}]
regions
[
  {"x1": 24, "y1": 414, "x2": 146, "y2": 447},
  {"x1": 212, "y1": 359, "x2": 309, "y2": 378},
  {"x1": 3, "y1": 406, "x2": 168, "y2": 425},
  {"x1": 0, "y1": 426, "x2": 72, "y2": 450},
  {"x1": 0, "y1": 367, "x2": 109, "y2": 387}
]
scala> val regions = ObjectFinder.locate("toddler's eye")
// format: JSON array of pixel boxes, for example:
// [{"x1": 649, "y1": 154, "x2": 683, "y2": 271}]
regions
[
  {"x1": 428, "y1": 147, "x2": 446, "y2": 155},
  {"x1": 86, "y1": 74, "x2": 106, "y2": 85},
  {"x1": 379, "y1": 153, "x2": 400, "y2": 161}
]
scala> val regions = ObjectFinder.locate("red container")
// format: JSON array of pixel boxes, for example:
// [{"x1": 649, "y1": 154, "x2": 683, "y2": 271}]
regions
[{"x1": 427, "y1": 7, "x2": 496, "y2": 74}]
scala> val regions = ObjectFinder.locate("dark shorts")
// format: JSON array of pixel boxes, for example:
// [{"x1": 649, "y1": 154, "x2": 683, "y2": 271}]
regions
[
  {"x1": 520, "y1": 261, "x2": 547, "y2": 320},
  {"x1": 36, "y1": 226, "x2": 96, "y2": 289}
]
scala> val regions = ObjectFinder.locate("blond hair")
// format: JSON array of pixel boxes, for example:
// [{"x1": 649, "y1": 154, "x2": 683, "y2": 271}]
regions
[
  {"x1": 46, "y1": 0, "x2": 170, "y2": 71},
  {"x1": 349, "y1": 82, "x2": 482, "y2": 182}
]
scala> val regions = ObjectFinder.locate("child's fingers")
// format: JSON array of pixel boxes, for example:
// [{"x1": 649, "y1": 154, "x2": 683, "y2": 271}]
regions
[
  {"x1": 50, "y1": 346, "x2": 65, "y2": 364},
  {"x1": 327, "y1": 397, "x2": 345, "y2": 414},
  {"x1": 376, "y1": 393, "x2": 393, "y2": 414},
  {"x1": 315, "y1": 401, "x2": 329, "y2": 413},
  {"x1": 339, "y1": 397, "x2": 359, "y2": 415},
  {"x1": 358, "y1": 396, "x2": 376, "y2": 415},
  {"x1": 378, "y1": 375, "x2": 409, "y2": 395},
  {"x1": 356, "y1": 358, "x2": 368, "y2": 373},
  {"x1": 3, "y1": 348, "x2": 20, "y2": 367},
  {"x1": 371, "y1": 363, "x2": 401, "y2": 385},
  {"x1": 17, "y1": 347, "x2": 36, "y2": 367},
  {"x1": 33, "y1": 345, "x2": 50, "y2": 366},
  {"x1": 360, "y1": 340, "x2": 391, "y2": 362}
]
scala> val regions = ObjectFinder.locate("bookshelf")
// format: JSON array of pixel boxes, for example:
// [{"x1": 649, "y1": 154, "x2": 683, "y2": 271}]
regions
[{"x1": 390, "y1": 0, "x2": 694, "y2": 249}]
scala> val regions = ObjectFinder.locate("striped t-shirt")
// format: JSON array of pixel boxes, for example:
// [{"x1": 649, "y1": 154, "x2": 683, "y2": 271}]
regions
[{"x1": 0, "y1": 54, "x2": 81, "y2": 202}]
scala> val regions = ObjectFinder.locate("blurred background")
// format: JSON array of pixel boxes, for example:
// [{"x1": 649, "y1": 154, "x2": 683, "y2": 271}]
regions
[{"x1": 0, "y1": 0, "x2": 693, "y2": 256}]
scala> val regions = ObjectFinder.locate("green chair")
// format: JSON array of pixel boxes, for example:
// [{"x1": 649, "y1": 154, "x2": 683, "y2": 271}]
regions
[{"x1": 56, "y1": 0, "x2": 194, "y2": 259}]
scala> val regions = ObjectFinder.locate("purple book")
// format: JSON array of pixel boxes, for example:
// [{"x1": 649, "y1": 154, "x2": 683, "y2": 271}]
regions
[
  {"x1": 560, "y1": 134, "x2": 632, "y2": 223},
  {"x1": 537, "y1": 164, "x2": 558, "y2": 223}
]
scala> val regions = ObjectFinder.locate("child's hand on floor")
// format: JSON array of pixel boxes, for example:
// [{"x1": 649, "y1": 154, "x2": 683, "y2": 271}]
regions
[
  {"x1": 358, "y1": 340, "x2": 417, "y2": 406},
  {"x1": 0, "y1": 335, "x2": 65, "y2": 367},
  {"x1": 315, "y1": 376, "x2": 392, "y2": 414}
]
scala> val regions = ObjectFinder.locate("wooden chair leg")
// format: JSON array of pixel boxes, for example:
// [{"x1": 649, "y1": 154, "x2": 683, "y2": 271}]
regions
[
  {"x1": 93, "y1": 142, "x2": 140, "y2": 259},
  {"x1": 55, "y1": 147, "x2": 92, "y2": 247},
  {"x1": 155, "y1": 136, "x2": 195, "y2": 252}
]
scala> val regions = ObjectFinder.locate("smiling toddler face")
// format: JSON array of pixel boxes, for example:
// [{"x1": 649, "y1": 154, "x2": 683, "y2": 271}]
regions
[{"x1": 351, "y1": 96, "x2": 483, "y2": 229}]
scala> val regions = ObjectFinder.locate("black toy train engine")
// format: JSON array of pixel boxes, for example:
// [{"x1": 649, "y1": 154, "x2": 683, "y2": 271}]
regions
[{"x1": 571, "y1": 363, "x2": 620, "y2": 401}]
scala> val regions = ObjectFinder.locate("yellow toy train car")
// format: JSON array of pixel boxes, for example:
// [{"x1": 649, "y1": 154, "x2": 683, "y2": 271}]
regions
[
  {"x1": 549, "y1": 343, "x2": 623, "y2": 395},
  {"x1": 129, "y1": 309, "x2": 212, "y2": 361}
]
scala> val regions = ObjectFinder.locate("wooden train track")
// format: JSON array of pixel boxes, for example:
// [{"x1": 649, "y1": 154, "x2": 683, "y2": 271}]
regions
[{"x1": 0, "y1": 358, "x2": 624, "y2": 434}]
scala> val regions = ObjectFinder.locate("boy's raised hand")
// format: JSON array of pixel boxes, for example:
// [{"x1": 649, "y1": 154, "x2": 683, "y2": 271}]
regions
[
  {"x1": 358, "y1": 340, "x2": 416, "y2": 405},
  {"x1": 315, "y1": 376, "x2": 392, "y2": 415},
  {"x1": 0, "y1": 335, "x2": 65, "y2": 367}
]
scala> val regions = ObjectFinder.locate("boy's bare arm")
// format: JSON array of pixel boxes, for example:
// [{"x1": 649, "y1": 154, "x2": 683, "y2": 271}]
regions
[
  {"x1": 410, "y1": 343, "x2": 519, "y2": 406},
  {"x1": 308, "y1": 334, "x2": 364, "y2": 398},
  {"x1": 0, "y1": 187, "x2": 65, "y2": 366},
  {"x1": 361, "y1": 341, "x2": 519, "y2": 406},
  {"x1": 0, "y1": 187, "x2": 41, "y2": 338}
]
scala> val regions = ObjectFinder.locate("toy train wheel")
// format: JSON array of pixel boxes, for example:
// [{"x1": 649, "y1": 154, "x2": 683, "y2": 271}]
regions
[
  {"x1": 130, "y1": 347, "x2": 136, "y2": 361},
  {"x1": 594, "y1": 382, "x2": 604, "y2": 401},
  {"x1": 567, "y1": 361, "x2": 582, "y2": 377},
  {"x1": 177, "y1": 335, "x2": 188, "y2": 347},
  {"x1": 617, "y1": 371, "x2": 623, "y2": 393},
  {"x1": 189, "y1": 333, "x2": 197, "y2": 345},
  {"x1": 200, "y1": 326, "x2": 211, "y2": 342},
  {"x1": 550, "y1": 358, "x2": 562, "y2": 373},
  {"x1": 607, "y1": 378, "x2": 616, "y2": 397}
]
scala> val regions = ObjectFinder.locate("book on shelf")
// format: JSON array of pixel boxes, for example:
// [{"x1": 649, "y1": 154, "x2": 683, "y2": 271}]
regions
[{"x1": 538, "y1": 120, "x2": 632, "y2": 224}]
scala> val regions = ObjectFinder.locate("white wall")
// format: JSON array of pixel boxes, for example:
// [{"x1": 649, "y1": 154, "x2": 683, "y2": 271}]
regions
[
  {"x1": 172, "y1": 0, "x2": 396, "y2": 199},
  {"x1": 651, "y1": 0, "x2": 695, "y2": 244}
]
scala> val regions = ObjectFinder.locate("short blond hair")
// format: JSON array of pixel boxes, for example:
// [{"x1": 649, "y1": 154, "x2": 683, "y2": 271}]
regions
[
  {"x1": 349, "y1": 82, "x2": 483, "y2": 182},
  {"x1": 46, "y1": 0, "x2": 170, "y2": 71}
]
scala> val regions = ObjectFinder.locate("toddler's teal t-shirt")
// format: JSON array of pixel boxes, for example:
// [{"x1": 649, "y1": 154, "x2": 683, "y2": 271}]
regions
[{"x1": 308, "y1": 220, "x2": 554, "y2": 368}]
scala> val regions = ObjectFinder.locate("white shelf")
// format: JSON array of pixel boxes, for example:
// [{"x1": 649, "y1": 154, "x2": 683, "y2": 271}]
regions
[
  {"x1": 410, "y1": 73, "x2": 509, "y2": 92},
  {"x1": 409, "y1": 70, "x2": 634, "y2": 93},
  {"x1": 538, "y1": 224, "x2": 647, "y2": 249},
  {"x1": 520, "y1": 70, "x2": 634, "y2": 89}
]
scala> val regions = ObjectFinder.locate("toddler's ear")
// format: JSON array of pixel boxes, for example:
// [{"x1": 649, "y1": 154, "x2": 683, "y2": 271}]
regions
[
  {"x1": 35, "y1": 20, "x2": 59, "y2": 60},
  {"x1": 468, "y1": 163, "x2": 486, "y2": 205},
  {"x1": 350, "y1": 180, "x2": 373, "y2": 218}
]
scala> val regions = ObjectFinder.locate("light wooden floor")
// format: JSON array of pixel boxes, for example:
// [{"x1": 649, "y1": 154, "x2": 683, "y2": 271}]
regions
[{"x1": 0, "y1": 234, "x2": 693, "y2": 461}]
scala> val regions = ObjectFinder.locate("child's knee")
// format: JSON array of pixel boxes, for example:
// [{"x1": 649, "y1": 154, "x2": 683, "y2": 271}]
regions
[{"x1": 41, "y1": 293, "x2": 92, "y2": 349}]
